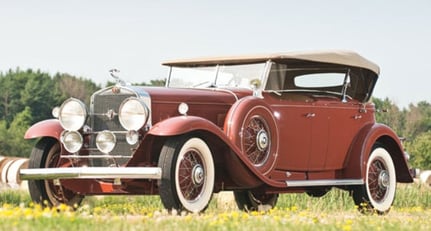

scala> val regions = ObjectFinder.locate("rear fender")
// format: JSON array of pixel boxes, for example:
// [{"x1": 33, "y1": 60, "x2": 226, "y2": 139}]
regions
[
  {"x1": 24, "y1": 119, "x2": 63, "y2": 140},
  {"x1": 344, "y1": 123, "x2": 413, "y2": 183}
]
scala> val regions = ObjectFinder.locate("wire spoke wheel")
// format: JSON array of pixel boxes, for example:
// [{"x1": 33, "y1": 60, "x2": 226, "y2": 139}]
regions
[
  {"x1": 242, "y1": 115, "x2": 271, "y2": 166},
  {"x1": 352, "y1": 146, "x2": 396, "y2": 214},
  {"x1": 158, "y1": 136, "x2": 215, "y2": 213},
  {"x1": 177, "y1": 150, "x2": 205, "y2": 201},
  {"x1": 368, "y1": 158, "x2": 390, "y2": 202}
]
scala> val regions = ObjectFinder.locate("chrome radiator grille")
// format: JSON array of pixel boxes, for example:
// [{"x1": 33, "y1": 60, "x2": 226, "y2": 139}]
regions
[
  {"x1": 87, "y1": 89, "x2": 138, "y2": 166},
  {"x1": 92, "y1": 94, "x2": 132, "y2": 132}
]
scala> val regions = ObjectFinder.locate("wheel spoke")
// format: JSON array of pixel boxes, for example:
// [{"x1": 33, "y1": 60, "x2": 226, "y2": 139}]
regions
[
  {"x1": 368, "y1": 159, "x2": 388, "y2": 202},
  {"x1": 242, "y1": 116, "x2": 270, "y2": 166},
  {"x1": 178, "y1": 150, "x2": 205, "y2": 201}
]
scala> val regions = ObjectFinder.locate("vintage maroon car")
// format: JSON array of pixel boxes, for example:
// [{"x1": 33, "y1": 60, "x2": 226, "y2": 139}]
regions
[{"x1": 20, "y1": 50, "x2": 413, "y2": 214}]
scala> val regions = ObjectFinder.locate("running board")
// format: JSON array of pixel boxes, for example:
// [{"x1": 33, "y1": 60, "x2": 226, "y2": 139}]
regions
[
  {"x1": 20, "y1": 167, "x2": 162, "y2": 180},
  {"x1": 286, "y1": 179, "x2": 364, "y2": 187}
]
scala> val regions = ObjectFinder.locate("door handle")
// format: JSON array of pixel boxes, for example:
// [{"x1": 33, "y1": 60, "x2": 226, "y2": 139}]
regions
[
  {"x1": 306, "y1": 113, "x2": 316, "y2": 118},
  {"x1": 353, "y1": 114, "x2": 362, "y2": 120}
]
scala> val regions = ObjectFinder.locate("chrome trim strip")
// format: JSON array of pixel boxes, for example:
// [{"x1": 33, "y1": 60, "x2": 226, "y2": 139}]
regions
[
  {"x1": 286, "y1": 179, "x2": 364, "y2": 187},
  {"x1": 20, "y1": 167, "x2": 162, "y2": 180},
  {"x1": 61, "y1": 155, "x2": 132, "y2": 159}
]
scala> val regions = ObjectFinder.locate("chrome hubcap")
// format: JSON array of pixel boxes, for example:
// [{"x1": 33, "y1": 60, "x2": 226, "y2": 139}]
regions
[
  {"x1": 378, "y1": 170, "x2": 390, "y2": 189},
  {"x1": 192, "y1": 164, "x2": 204, "y2": 186},
  {"x1": 256, "y1": 130, "x2": 269, "y2": 151}
]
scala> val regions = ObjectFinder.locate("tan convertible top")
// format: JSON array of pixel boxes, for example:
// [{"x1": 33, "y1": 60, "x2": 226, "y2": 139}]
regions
[{"x1": 163, "y1": 50, "x2": 380, "y2": 75}]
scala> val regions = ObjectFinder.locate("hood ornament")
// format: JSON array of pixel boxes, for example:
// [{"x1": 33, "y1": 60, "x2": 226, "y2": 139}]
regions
[{"x1": 109, "y1": 69, "x2": 127, "y2": 86}]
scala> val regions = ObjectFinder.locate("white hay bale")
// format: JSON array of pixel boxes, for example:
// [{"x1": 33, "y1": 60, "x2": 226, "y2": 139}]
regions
[
  {"x1": 215, "y1": 191, "x2": 237, "y2": 211},
  {"x1": 7, "y1": 158, "x2": 29, "y2": 188},
  {"x1": 1, "y1": 158, "x2": 16, "y2": 184},
  {"x1": 419, "y1": 170, "x2": 431, "y2": 186}
]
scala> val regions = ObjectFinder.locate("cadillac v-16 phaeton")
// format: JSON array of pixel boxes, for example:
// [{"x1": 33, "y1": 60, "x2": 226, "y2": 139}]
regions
[{"x1": 20, "y1": 50, "x2": 413, "y2": 214}]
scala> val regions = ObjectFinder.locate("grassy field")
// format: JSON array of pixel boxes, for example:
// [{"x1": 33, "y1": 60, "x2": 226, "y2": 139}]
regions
[{"x1": 1, "y1": 183, "x2": 431, "y2": 231}]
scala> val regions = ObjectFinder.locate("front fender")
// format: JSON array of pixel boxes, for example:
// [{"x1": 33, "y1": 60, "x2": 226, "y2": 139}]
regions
[
  {"x1": 344, "y1": 123, "x2": 413, "y2": 183},
  {"x1": 147, "y1": 115, "x2": 286, "y2": 188},
  {"x1": 24, "y1": 119, "x2": 63, "y2": 140},
  {"x1": 148, "y1": 116, "x2": 226, "y2": 137}
]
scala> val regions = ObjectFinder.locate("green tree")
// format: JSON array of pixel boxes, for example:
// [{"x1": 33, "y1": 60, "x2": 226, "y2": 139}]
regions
[
  {"x1": 53, "y1": 73, "x2": 100, "y2": 104},
  {"x1": 372, "y1": 97, "x2": 405, "y2": 136},
  {"x1": 20, "y1": 71, "x2": 58, "y2": 124},
  {"x1": 405, "y1": 131, "x2": 431, "y2": 169},
  {"x1": 0, "y1": 107, "x2": 35, "y2": 157},
  {"x1": 0, "y1": 68, "x2": 100, "y2": 157},
  {"x1": 404, "y1": 101, "x2": 431, "y2": 139},
  {"x1": 0, "y1": 68, "x2": 29, "y2": 126}
]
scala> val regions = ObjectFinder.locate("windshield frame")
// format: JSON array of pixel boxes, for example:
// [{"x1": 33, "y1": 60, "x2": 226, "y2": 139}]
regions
[{"x1": 166, "y1": 61, "x2": 271, "y2": 93}]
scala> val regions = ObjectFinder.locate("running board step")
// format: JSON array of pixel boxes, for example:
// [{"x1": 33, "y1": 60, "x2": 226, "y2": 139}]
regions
[{"x1": 286, "y1": 179, "x2": 364, "y2": 187}]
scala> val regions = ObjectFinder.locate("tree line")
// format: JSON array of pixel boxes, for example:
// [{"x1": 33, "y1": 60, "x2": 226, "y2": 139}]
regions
[{"x1": 1, "y1": 68, "x2": 430, "y2": 169}]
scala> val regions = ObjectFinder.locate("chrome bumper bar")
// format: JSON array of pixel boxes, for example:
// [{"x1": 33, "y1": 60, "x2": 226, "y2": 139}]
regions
[{"x1": 20, "y1": 167, "x2": 162, "y2": 180}]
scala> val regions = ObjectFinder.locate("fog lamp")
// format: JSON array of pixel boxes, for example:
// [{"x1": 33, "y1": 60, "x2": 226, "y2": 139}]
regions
[
  {"x1": 126, "y1": 130, "x2": 139, "y2": 145},
  {"x1": 96, "y1": 130, "x2": 116, "y2": 154},
  {"x1": 61, "y1": 131, "x2": 83, "y2": 153}
]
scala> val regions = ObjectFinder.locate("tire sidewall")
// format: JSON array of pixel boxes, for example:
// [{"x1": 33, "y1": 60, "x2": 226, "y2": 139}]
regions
[{"x1": 365, "y1": 147, "x2": 396, "y2": 212}]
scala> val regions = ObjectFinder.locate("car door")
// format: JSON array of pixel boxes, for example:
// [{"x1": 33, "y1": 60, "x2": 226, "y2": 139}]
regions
[
  {"x1": 307, "y1": 103, "x2": 329, "y2": 170},
  {"x1": 273, "y1": 102, "x2": 313, "y2": 171},
  {"x1": 324, "y1": 101, "x2": 367, "y2": 170}
]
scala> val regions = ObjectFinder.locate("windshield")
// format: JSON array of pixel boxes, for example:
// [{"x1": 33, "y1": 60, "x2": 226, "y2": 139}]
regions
[{"x1": 167, "y1": 63, "x2": 267, "y2": 88}]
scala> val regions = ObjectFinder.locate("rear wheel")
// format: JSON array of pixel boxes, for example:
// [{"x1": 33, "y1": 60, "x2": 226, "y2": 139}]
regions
[
  {"x1": 234, "y1": 191, "x2": 278, "y2": 211},
  {"x1": 28, "y1": 137, "x2": 84, "y2": 207},
  {"x1": 158, "y1": 136, "x2": 215, "y2": 213},
  {"x1": 352, "y1": 146, "x2": 396, "y2": 214}
]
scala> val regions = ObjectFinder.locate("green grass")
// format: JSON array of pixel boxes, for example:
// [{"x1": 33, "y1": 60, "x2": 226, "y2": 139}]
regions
[{"x1": 1, "y1": 183, "x2": 431, "y2": 230}]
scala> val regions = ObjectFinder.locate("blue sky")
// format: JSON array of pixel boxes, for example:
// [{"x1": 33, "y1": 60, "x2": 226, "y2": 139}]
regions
[{"x1": 1, "y1": 1, "x2": 430, "y2": 108}]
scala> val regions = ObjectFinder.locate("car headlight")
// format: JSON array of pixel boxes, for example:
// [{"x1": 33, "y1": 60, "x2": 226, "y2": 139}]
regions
[
  {"x1": 96, "y1": 130, "x2": 116, "y2": 154},
  {"x1": 61, "y1": 131, "x2": 83, "y2": 153},
  {"x1": 119, "y1": 97, "x2": 149, "y2": 131},
  {"x1": 59, "y1": 98, "x2": 87, "y2": 131}
]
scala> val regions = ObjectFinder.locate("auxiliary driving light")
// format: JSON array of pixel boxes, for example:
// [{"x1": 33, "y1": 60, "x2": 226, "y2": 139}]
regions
[
  {"x1": 61, "y1": 131, "x2": 83, "y2": 153},
  {"x1": 96, "y1": 130, "x2": 116, "y2": 154}
]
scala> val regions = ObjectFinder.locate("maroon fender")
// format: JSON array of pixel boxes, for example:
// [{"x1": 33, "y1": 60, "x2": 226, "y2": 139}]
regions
[
  {"x1": 147, "y1": 115, "x2": 286, "y2": 188},
  {"x1": 344, "y1": 123, "x2": 413, "y2": 183},
  {"x1": 24, "y1": 119, "x2": 63, "y2": 140},
  {"x1": 148, "y1": 115, "x2": 226, "y2": 137},
  {"x1": 224, "y1": 96, "x2": 279, "y2": 175}
]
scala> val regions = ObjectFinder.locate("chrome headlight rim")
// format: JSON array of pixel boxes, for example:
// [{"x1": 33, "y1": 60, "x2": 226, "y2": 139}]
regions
[
  {"x1": 58, "y1": 98, "x2": 87, "y2": 131},
  {"x1": 96, "y1": 130, "x2": 117, "y2": 154},
  {"x1": 60, "y1": 130, "x2": 83, "y2": 153},
  {"x1": 118, "y1": 97, "x2": 149, "y2": 131}
]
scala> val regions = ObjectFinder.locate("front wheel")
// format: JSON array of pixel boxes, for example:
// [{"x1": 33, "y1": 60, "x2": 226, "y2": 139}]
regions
[
  {"x1": 158, "y1": 136, "x2": 215, "y2": 213},
  {"x1": 27, "y1": 137, "x2": 84, "y2": 207},
  {"x1": 234, "y1": 191, "x2": 278, "y2": 211},
  {"x1": 352, "y1": 146, "x2": 396, "y2": 214}
]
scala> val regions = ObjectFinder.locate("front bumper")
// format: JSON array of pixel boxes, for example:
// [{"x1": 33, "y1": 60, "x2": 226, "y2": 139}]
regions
[{"x1": 20, "y1": 167, "x2": 162, "y2": 180}]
